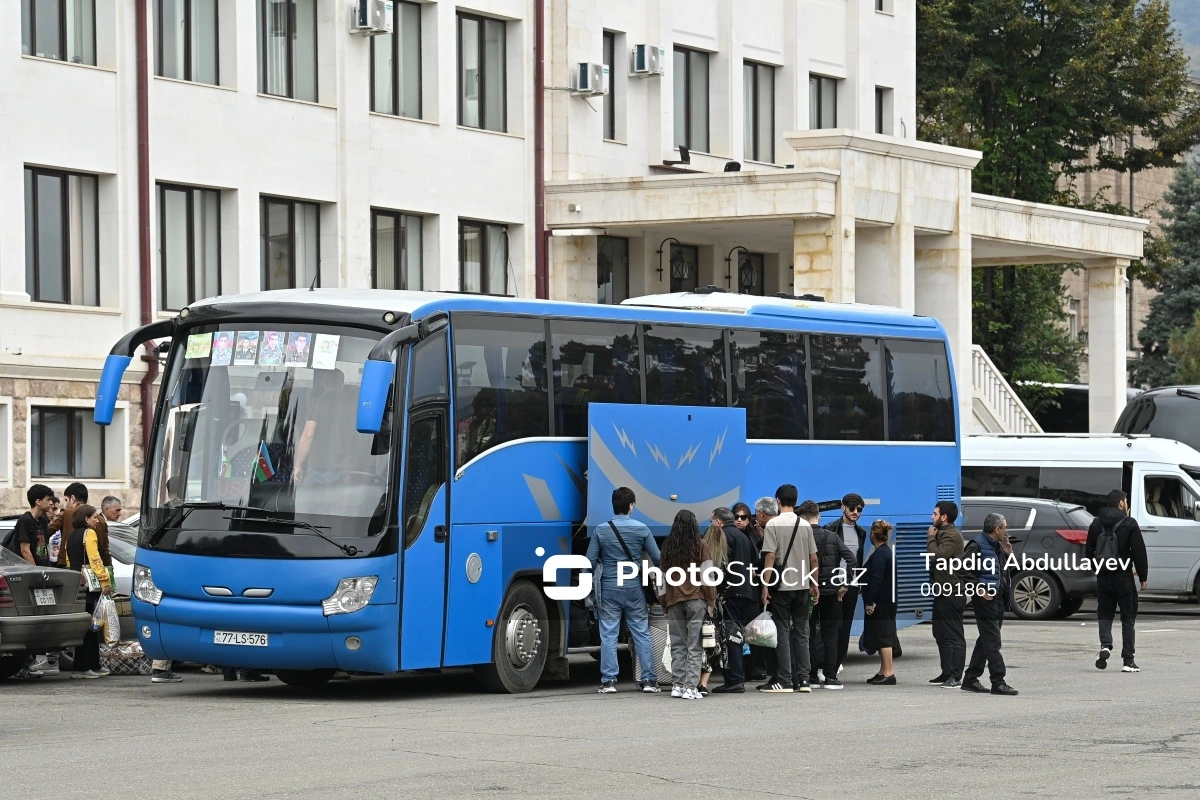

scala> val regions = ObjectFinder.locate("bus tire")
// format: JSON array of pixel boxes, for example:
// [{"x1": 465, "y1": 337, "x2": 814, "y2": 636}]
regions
[
  {"x1": 1010, "y1": 570, "x2": 1062, "y2": 620},
  {"x1": 476, "y1": 580, "x2": 548, "y2": 694},
  {"x1": 274, "y1": 669, "x2": 336, "y2": 687}
]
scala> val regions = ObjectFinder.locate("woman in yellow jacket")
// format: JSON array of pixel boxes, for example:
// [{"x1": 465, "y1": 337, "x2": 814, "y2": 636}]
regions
[{"x1": 64, "y1": 504, "x2": 111, "y2": 679}]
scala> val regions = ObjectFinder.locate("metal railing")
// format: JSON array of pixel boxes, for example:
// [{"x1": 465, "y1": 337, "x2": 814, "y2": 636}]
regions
[{"x1": 971, "y1": 345, "x2": 1043, "y2": 434}]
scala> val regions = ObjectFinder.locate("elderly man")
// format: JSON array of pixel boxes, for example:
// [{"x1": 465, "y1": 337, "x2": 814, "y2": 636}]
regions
[
  {"x1": 961, "y1": 513, "x2": 1019, "y2": 696},
  {"x1": 101, "y1": 496, "x2": 123, "y2": 523}
]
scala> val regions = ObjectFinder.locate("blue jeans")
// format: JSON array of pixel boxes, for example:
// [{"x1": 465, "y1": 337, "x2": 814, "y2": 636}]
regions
[{"x1": 598, "y1": 584, "x2": 657, "y2": 684}]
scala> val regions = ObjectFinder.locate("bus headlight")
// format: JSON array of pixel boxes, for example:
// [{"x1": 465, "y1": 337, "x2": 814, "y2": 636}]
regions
[
  {"x1": 133, "y1": 565, "x2": 163, "y2": 605},
  {"x1": 322, "y1": 576, "x2": 378, "y2": 616}
]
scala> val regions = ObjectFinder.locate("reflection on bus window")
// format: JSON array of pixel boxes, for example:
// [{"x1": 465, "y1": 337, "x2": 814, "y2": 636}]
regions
[
  {"x1": 551, "y1": 321, "x2": 640, "y2": 437},
  {"x1": 643, "y1": 325, "x2": 726, "y2": 407},
  {"x1": 730, "y1": 329, "x2": 808, "y2": 440},
  {"x1": 885, "y1": 339, "x2": 954, "y2": 442},
  {"x1": 810, "y1": 335, "x2": 885, "y2": 441}
]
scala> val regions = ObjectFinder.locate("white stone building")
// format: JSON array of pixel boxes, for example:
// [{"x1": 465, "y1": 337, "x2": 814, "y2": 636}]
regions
[{"x1": 0, "y1": 0, "x2": 1146, "y2": 511}]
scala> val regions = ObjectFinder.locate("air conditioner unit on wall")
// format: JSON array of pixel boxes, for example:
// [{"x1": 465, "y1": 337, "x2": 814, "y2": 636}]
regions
[
  {"x1": 631, "y1": 44, "x2": 665, "y2": 77},
  {"x1": 350, "y1": 0, "x2": 393, "y2": 36},
  {"x1": 572, "y1": 62, "x2": 609, "y2": 96}
]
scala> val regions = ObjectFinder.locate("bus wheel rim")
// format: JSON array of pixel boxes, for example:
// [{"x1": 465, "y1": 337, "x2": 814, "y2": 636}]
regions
[{"x1": 505, "y1": 605, "x2": 541, "y2": 670}]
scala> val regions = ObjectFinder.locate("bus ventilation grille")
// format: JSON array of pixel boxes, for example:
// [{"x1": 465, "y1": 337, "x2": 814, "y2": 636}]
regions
[
  {"x1": 893, "y1": 523, "x2": 934, "y2": 615},
  {"x1": 936, "y1": 484, "x2": 957, "y2": 501}
]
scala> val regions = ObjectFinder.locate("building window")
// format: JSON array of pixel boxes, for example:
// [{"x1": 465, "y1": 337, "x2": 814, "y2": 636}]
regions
[
  {"x1": 458, "y1": 12, "x2": 506, "y2": 132},
  {"x1": 459, "y1": 220, "x2": 508, "y2": 295},
  {"x1": 261, "y1": 197, "x2": 320, "y2": 290},
  {"x1": 158, "y1": 184, "x2": 220, "y2": 312},
  {"x1": 743, "y1": 62, "x2": 775, "y2": 162},
  {"x1": 597, "y1": 236, "x2": 629, "y2": 304},
  {"x1": 257, "y1": 0, "x2": 317, "y2": 102},
  {"x1": 875, "y1": 86, "x2": 893, "y2": 135},
  {"x1": 30, "y1": 407, "x2": 104, "y2": 479},
  {"x1": 809, "y1": 74, "x2": 838, "y2": 129},
  {"x1": 24, "y1": 167, "x2": 99, "y2": 306},
  {"x1": 737, "y1": 252, "x2": 765, "y2": 296},
  {"x1": 602, "y1": 31, "x2": 616, "y2": 140},
  {"x1": 371, "y1": 0, "x2": 421, "y2": 118},
  {"x1": 21, "y1": 0, "x2": 96, "y2": 65},
  {"x1": 669, "y1": 243, "x2": 699, "y2": 293},
  {"x1": 155, "y1": 0, "x2": 218, "y2": 84},
  {"x1": 372, "y1": 210, "x2": 422, "y2": 290},
  {"x1": 673, "y1": 46, "x2": 709, "y2": 152}
]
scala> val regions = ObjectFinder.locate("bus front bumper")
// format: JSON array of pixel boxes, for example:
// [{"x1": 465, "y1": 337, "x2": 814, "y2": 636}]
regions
[{"x1": 133, "y1": 596, "x2": 398, "y2": 674}]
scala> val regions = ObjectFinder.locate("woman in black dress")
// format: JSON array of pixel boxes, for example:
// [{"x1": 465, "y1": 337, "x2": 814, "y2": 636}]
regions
[{"x1": 863, "y1": 520, "x2": 897, "y2": 685}]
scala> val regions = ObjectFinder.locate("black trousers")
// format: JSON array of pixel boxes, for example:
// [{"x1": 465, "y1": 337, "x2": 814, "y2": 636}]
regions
[
  {"x1": 74, "y1": 591, "x2": 101, "y2": 673},
  {"x1": 1096, "y1": 571, "x2": 1138, "y2": 659},
  {"x1": 837, "y1": 586, "x2": 859, "y2": 665},
  {"x1": 932, "y1": 594, "x2": 967, "y2": 679},
  {"x1": 963, "y1": 596, "x2": 1005, "y2": 685},
  {"x1": 808, "y1": 593, "x2": 841, "y2": 680},
  {"x1": 721, "y1": 597, "x2": 755, "y2": 686}
]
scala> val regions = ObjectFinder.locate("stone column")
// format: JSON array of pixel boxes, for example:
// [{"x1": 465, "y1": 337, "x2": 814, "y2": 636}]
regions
[
  {"x1": 1086, "y1": 258, "x2": 1130, "y2": 433},
  {"x1": 792, "y1": 176, "x2": 855, "y2": 300},
  {"x1": 549, "y1": 235, "x2": 597, "y2": 303}
]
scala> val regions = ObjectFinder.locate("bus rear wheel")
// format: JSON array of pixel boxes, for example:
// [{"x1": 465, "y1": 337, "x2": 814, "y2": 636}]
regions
[
  {"x1": 274, "y1": 669, "x2": 336, "y2": 687},
  {"x1": 476, "y1": 580, "x2": 548, "y2": 694}
]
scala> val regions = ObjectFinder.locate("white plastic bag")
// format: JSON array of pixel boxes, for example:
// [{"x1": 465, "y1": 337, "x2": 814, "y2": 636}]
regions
[
  {"x1": 662, "y1": 642, "x2": 672, "y2": 675},
  {"x1": 93, "y1": 595, "x2": 121, "y2": 646},
  {"x1": 743, "y1": 609, "x2": 778, "y2": 648}
]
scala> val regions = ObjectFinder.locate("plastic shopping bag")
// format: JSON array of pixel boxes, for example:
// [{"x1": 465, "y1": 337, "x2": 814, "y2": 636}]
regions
[
  {"x1": 93, "y1": 595, "x2": 121, "y2": 646},
  {"x1": 743, "y1": 609, "x2": 778, "y2": 649}
]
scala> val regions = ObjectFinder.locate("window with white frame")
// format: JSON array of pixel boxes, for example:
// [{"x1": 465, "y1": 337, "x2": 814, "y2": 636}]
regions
[
  {"x1": 30, "y1": 406, "x2": 105, "y2": 479},
  {"x1": 24, "y1": 167, "x2": 100, "y2": 306}
]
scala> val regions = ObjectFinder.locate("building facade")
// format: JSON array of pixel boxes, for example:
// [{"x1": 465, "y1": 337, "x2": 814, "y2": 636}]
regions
[{"x1": 0, "y1": 0, "x2": 1145, "y2": 512}]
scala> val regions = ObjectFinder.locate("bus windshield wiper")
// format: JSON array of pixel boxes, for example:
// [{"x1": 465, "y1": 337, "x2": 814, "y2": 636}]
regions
[
  {"x1": 222, "y1": 515, "x2": 360, "y2": 557},
  {"x1": 146, "y1": 501, "x2": 264, "y2": 547}
]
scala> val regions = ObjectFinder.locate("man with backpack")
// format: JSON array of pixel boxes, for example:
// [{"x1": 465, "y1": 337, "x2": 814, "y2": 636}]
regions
[
  {"x1": 1087, "y1": 489, "x2": 1148, "y2": 673},
  {"x1": 802, "y1": 500, "x2": 857, "y2": 690}
]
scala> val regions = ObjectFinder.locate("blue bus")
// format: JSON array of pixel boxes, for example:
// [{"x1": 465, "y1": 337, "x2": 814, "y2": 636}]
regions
[{"x1": 96, "y1": 288, "x2": 959, "y2": 692}]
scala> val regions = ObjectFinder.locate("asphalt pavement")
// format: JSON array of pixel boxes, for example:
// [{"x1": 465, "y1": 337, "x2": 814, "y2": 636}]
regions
[{"x1": 6, "y1": 599, "x2": 1200, "y2": 800}]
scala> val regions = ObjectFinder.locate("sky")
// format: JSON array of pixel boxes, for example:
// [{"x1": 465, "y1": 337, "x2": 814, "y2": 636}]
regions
[{"x1": 1175, "y1": 0, "x2": 1200, "y2": 77}]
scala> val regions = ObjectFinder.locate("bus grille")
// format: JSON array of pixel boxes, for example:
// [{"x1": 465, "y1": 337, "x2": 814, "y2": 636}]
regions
[
  {"x1": 894, "y1": 524, "x2": 934, "y2": 616},
  {"x1": 936, "y1": 484, "x2": 957, "y2": 501}
]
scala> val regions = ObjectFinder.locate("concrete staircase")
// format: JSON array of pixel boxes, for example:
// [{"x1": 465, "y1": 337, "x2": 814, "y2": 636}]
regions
[{"x1": 970, "y1": 345, "x2": 1043, "y2": 433}]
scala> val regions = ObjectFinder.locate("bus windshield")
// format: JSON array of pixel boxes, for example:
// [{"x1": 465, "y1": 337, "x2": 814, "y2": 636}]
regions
[{"x1": 143, "y1": 322, "x2": 396, "y2": 556}]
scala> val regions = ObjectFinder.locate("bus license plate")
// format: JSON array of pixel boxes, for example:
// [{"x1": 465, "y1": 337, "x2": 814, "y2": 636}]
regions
[
  {"x1": 214, "y1": 631, "x2": 269, "y2": 647},
  {"x1": 34, "y1": 588, "x2": 55, "y2": 606}
]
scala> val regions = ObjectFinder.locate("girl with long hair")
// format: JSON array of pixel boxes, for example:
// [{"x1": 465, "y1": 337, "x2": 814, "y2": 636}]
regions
[
  {"x1": 62, "y1": 504, "x2": 110, "y2": 679},
  {"x1": 732, "y1": 501, "x2": 761, "y2": 550},
  {"x1": 660, "y1": 510, "x2": 717, "y2": 699}
]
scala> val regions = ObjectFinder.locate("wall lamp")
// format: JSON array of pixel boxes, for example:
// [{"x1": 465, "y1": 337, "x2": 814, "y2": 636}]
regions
[
  {"x1": 724, "y1": 246, "x2": 751, "y2": 291},
  {"x1": 656, "y1": 237, "x2": 683, "y2": 283}
]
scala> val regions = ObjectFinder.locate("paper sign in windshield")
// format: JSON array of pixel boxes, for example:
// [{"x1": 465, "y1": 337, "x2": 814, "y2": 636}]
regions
[
  {"x1": 259, "y1": 331, "x2": 285, "y2": 366},
  {"x1": 285, "y1": 332, "x2": 312, "y2": 367},
  {"x1": 311, "y1": 334, "x2": 340, "y2": 370},
  {"x1": 185, "y1": 333, "x2": 212, "y2": 360},
  {"x1": 234, "y1": 332, "x2": 260, "y2": 366},
  {"x1": 212, "y1": 332, "x2": 235, "y2": 366}
]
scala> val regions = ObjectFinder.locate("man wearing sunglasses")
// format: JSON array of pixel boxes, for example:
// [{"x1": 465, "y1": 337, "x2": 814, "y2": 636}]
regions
[{"x1": 825, "y1": 493, "x2": 868, "y2": 675}]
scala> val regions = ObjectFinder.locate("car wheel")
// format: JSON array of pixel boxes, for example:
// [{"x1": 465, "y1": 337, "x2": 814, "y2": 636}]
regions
[
  {"x1": 1052, "y1": 596, "x2": 1085, "y2": 619},
  {"x1": 1011, "y1": 570, "x2": 1062, "y2": 620},
  {"x1": 0, "y1": 655, "x2": 23, "y2": 680},
  {"x1": 476, "y1": 580, "x2": 548, "y2": 694},
  {"x1": 274, "y1": 669, "x2": 336, "y2": 687}
]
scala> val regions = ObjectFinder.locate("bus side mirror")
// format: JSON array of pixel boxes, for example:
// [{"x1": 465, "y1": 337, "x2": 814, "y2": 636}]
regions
[
  {"x1": 357, "y1": 322, "x2": 420, "y2": 434},
  {"x1": 95, "y1": 354, "x2": 132, "y2": 426}
]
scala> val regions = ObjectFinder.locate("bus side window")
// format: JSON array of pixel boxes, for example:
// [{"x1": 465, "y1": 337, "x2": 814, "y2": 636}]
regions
[
  {"x1": 810, "y1": 335, "x2": 885, "y2": 441},
  {"x1": 550, "y1": 321, "x2": 640, "y2": 438},
  {"x1": 884, "y1": 339, "x2": 955, "y2": 442},
  {"x1": 403, "y1": 415, "x2": 445, "y2": 548},
  {"x1": 642, "y1": 325, "x2": 726, "y2": 407},
  {"x1": 729, "y1": 329, "x2": 808, "y2": 440}
]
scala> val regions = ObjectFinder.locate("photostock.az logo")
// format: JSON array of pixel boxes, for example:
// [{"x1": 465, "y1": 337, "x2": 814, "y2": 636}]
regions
[{"x1": 538, "y1": 547, "x2": 592, "y2": 601}]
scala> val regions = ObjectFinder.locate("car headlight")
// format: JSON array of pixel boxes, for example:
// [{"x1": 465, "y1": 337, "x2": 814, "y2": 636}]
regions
[
  {"x1": 133, "y1": 564, "x2": 163, "y2": 605},
  {"x1": 322, "y1": 576, "x2": 378, "y2": 616}
]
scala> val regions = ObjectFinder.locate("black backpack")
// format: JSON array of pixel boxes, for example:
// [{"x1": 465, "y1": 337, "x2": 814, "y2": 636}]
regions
[
  {"x1": 1095, "y1": 520, "x2": 1121, "y2": 562},
  {"x1": 814, "y1": 529, "x2": 842, "y2": 593}
]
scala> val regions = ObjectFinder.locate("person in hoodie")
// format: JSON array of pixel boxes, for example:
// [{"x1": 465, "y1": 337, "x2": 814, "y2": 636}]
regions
[
  {"x1": 1086, "y1": 489, "x2": 1148, "y2": 673},
  {"x1": 960, "y1": 513, "x2": 1018, "y2": 696}
]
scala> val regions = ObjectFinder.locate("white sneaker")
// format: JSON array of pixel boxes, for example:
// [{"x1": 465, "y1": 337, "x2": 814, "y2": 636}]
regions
[
  {"x1": 71, "y1": 670, "x2": 100, "y2": 680},
  {"x1": 837, "y1": 663, "x2": 844, "y2": 676},
  {"x1": 679, "y1": 688, "x2": 697, "y2": 700},
  {"x1": 671, "y1": 685, "x2": 685, "y2": 698},
  {"x1": 96, "y1": 668, "x2": 111, "y2": 677},
  {"x1": 687, "y1": 688, "x2": 704, "y2": 699},
  {"x1": 817, "y1": 669, "x2": 825, "y2": 683}
]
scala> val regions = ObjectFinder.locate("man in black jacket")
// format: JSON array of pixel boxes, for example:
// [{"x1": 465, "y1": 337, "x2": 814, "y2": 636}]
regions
[
  {"x1": 713, "y1": 507, "x2": 756, "y2": 693},
  {"x1": 825, "y1": 492, "x2": 867, "y2": 673},
  {"x1": 804, "y1": 501, "x2": 857, "y2": 690},
  {"x1": 1086, "y1": 489, "x2": 1149, "y2": 673}
]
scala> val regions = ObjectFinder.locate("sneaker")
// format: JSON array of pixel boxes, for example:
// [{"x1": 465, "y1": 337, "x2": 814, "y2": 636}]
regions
[
  {"x1": 679, "y1": 688, "x2": 697, "y2": 700},
  {"x1": 1095, "y1": 647, "x2": 1111, "y2": 670},
  {"x1": 200, "y1": 665, "x2": 221, "y2": 674},
  {"x1": 837, "y1": 663, "x2": 844, "y2": 676},
  {"x1": 816, "y1": 669, "x2": 825, "y2": 683},
  {"x1": 151, "y1": 670, "x2": 183, "y2": 683},
  {"x1": 688, "y1": 687, "x2": 705, "y2": 699},
  {"x1": 671, "y1": 685, "x2": 686, "y2": 698},
  {"x1": 72, "y1": 670, "x2": 100, "y2": 680},
  {"x1": 1122, "y1": 659, "x2": 1140, "y2": 673},
  {"x1": 823, "y1": 678, "x2": 844, "y2": 690},
  {"x1": 990, "y1": 682, "x2": 1019, "y2": 696},
  {"x1": 756, "y1": 681, "x2": 793, "y2": 693},
  {"x1": 712, "y1": 682, "x2": 745, "y2": 693},
  {"x1": 942, "y1": 677, "x2": 962, "y2": 689},
  {"x1": 697, "y1": 685, "x2": 709, "y2": 697},
  {"x1": 597, "y1": 680, "x2": 618, "y2": 694},
  {"x1": 14, "y1": 667, "x2": 44, "y2": 680},
  {"x1": 929, "y1": 673, "x2": 950, "y2": 684},
  {"x1": 636, "y1": 680, "x2": 661, "y2": 693},
  {"x1": 96, "y1": 668, "x2": 111, "y2": 677},
  {"x1": 239, "y1": 670, "x2": 270, "y2": 682}
]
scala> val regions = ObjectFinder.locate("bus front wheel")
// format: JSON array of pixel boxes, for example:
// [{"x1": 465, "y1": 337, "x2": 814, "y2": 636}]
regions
[
  {"x1": 274, "y1": 669, "x2": 336, "y2": 687},
  {"x1": 476, "y1": 580, "x2": 548, "y2": 694}
]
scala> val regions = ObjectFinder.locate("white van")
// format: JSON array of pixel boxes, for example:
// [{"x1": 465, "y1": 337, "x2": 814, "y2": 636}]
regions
[{"x1": 962, "y1": 434, "x2": 1200, "y2": 599}]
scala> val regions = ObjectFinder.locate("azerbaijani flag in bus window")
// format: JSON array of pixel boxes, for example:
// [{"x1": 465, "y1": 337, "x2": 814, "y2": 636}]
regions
[{"x1": 253, "y1": 442, "x2": 276, "y2": 482}]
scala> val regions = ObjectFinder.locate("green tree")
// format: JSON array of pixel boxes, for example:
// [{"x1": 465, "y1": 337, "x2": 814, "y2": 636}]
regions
[
  {"x1": 1168, "y1": 311, "x2": 1200, "y2": 384},
  {"x1": 1134, "y1": 159, "x2": 1200, "y2": 386},
  {"x1": 917, "y1": 0, "x2": 1200, "y2": 407}
]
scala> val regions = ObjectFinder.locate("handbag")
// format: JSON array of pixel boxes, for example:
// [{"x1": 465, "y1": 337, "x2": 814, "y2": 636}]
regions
[
  {"x1": 608, "y1": 521, "x2": 660, "y2": 606},
  {"x1": 81, "y1": 567, "x2": 102, "y2": 592}
]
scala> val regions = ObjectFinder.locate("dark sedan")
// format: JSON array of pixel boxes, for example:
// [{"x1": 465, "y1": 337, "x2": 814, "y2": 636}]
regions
[
  {"x1": 961, "y1": 498, "x2": 1097, "y2": 620},
  {"x1": 0, "y1": 548, "x2": 92, "y2": 680}
]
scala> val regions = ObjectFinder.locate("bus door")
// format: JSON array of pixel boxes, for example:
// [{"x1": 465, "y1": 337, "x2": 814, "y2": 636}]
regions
[{"x1": 399, "y1": 332, "x2": 451, "y2": 670}]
